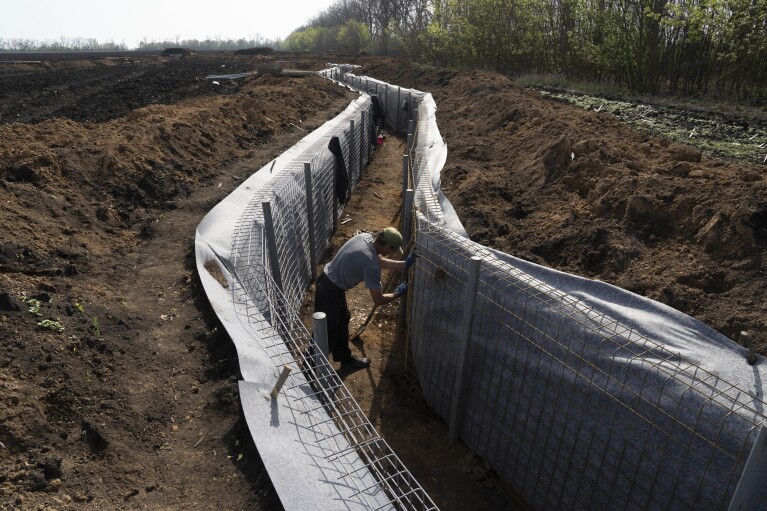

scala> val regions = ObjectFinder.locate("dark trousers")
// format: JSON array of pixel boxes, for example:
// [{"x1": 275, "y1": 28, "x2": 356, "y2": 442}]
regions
[{"x1": 314, "y1": 273, "x2": 352, "y2": 362}]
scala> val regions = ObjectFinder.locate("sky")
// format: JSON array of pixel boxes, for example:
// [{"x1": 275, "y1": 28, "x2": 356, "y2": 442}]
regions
[{"x1": 1, "y1": 0, "x2": 338, "y2": 48}]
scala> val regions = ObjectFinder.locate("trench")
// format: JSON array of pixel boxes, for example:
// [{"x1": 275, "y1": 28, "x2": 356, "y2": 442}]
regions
[
  {"x1": 199, "y1": 69, "x2": 767, "y2": 511},
  {"x1": 299, "y1": 129, "x2": 525, "y2": 511}
]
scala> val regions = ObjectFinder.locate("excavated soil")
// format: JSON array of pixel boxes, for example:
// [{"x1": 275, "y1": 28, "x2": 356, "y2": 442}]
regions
[
  {"x1": 357, "y1": 58, "x2": 767, "y2": 353},
  {"x1": 1, "y1": 51, "x2": 765, "y2": 510}
]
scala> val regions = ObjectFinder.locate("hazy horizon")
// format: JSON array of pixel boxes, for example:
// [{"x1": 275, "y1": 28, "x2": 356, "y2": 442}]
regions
[{"x1": 1, "y1": 0, "x2": 337, "y2": 49}]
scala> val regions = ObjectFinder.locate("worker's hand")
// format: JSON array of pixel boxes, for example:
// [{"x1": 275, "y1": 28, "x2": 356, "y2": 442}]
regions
[
  {"x1": 395, "y1": 282, "x2": 407, "y2": 296},
  {"x1": 404, "y1": 251, "x2": 418, "y2": 269}
]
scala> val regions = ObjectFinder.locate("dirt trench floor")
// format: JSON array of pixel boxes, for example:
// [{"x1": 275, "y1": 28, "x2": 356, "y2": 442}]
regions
[{"x1": 1, "y1": 50, "x2": 766, "y2": 510}]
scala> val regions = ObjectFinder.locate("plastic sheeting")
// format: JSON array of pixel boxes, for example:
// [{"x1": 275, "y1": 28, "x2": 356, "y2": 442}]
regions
[
  {"x1": 394, "y1": 74, "x2": 767, "y2": 509},
  {"x1": 196, "y1": 93, "x2": 397, "y2": 510},
  {"x1": 198, "y1": 64, "x2": 767, "y2": 510}
]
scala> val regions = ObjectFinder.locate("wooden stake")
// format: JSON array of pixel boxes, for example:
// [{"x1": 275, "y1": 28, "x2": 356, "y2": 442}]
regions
[{"x1": 270, "y1": 365, "x2": 293, "y2": 398}]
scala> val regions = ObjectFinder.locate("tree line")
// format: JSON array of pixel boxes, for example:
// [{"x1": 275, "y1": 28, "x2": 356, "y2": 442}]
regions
[
  {"x1": 283, "y1": 0, "x2": 767, "y2": 103},
  {"x1": 0, "y1": 36, "x2": 279, "y2": 53}
]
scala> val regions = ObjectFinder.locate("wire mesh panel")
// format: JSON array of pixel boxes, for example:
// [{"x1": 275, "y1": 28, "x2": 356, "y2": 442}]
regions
[
  {"x1": 408, "y1": 227, "x2": 476, "y2": 419},
  {"x1": 338, "y1": 70, "x2": 419, "y2": 136},
  {"x1": 236, "y1": 272, "x2": 439, "y2": 511},
  {"x1": 308, "y1": 149, "x2": 336, "y2": 265},
  {"x1": 268, "y1": 163, "x2": 314, "y2": 306},
  {"x1": 409, "y1": 215, "x2": 767, "y2": 510},
  {"x1": 361, "y1": 73, "x2": 767, "y2": 509},
  {"x1": 231, "y1": 99, "x2": 369, "y2": 315},
  {"x1": 219, "y1": 67, "x2": 767, "y2": 511},
  {"x1": 224, "y1": 92, "x2": 440, "y2": 510}
]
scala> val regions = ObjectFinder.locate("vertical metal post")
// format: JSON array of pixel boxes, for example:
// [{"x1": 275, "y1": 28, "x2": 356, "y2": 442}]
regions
[
  {"x1": 359, "y1": 111, "x2": 366, "y2": 172},
  {"x1": 349, "y1": 119, "x2": 356, "y2": 179},
  {"x1": 262, "y1": 201, "x2": 283, "y2": 291},
  {"x1": 304, "y1": 162, "x2": 317, "y2": 282},
  {"x1": 408, "y1": 91, "x2": 413, "y2": 121},
  {"x1": 402, "y1": 154, "x2": 409, "y2": 196},
  {"x1": 449, "y1": 256, "x2": 482, "y2": 444},
  {"x1": 383, "y1": 84, "x2": 388, "y2": 126},
  {"x1": 403, "y1": 189, "x2": 414, "y2": 243},
  {"x1": 399, "y1": 188, "x2": 415, "y2": 333},
  {"x1": 396, "y1": 86, "x2": 402, "y2": 133},
  {"x1": 398, "y1": 276, "x2": 409, "y2": 337},
  {"x1": 414, "y1": 98, "x2": 419, "y2": 129},
  {"x1": 407, "y1": 133, "x2": 413, "y2": 152},
  {"x1": 371, "y1": 103, "x2": 377, "y2": 158},
  {"x1": 332, "y1": 157, "x2": 338, "y2": 234},
  {"x1": 397, "y1": 189, "x2": 414, "y2": 337}
]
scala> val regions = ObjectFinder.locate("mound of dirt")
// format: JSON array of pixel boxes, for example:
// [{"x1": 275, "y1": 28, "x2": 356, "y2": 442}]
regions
[
  {"x1": 357, "y1": 57, "x2": 767, "y2": 353},
  {"x1": 236, "y1": 47, "x2": 275, "y2": 56},
  {"x1": 161, "y1": 48, "x2": 196, "y2": 56},
  {"x1": 0, "y1": 52, "x2": 358, "y2": 510}
]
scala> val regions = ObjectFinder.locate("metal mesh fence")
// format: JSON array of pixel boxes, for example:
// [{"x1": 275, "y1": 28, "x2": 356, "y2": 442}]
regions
[
  {"x1": 400, "y1": 82, "x2": 767, "y2": 509},
  {"x1": 407, "y1": 222, "x2": 765, "y2": 510},
  {"x1": 322, "y1": 67, "x2": 415, "y2": 135},
  {"x1": 235, "y1": 269, "x2": 438, "y2": 510},
  {"x1": 227, "y1": 92, "x2": 437, "y2": 510},
  {"x1": 230, "y1": 96, "x2": 371, "y2": 320},
  {"x1": 224, "y1": 67, "x2": 766, "y2": 510}
]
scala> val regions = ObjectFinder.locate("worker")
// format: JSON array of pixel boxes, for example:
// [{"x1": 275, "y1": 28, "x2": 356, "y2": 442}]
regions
[{"x1": 315, "y1": 227, "x2": 417, "y2": 371}]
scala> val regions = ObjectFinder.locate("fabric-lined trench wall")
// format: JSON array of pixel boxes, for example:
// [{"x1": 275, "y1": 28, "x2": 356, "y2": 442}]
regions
[
  {"x1": 321, "y1": 66, "x2": 418, "y2": 136},
  {"x1": 198, "y1": 65, "x2": 767, "y2": 510},
  {"x1": 196, "y1": 89, "x2": 440, "y2": 509},
  {"x1": 231, "y1": 100, "x2": 371, "y2": 320},
  {"x1": 407, "y1": 221, "x2": 766, "y2": 510},
  {"x1": 332, "y1": 68, "x2": 767, "y2": 510}
]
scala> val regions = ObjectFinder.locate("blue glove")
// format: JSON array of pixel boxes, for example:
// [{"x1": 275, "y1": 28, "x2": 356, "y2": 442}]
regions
[
  {"x1": 394, "y1": 282, "x2": 407, "y2": 296},
  {"x1": 404, "y1": 251, "x2": 418, "y2": 269}
]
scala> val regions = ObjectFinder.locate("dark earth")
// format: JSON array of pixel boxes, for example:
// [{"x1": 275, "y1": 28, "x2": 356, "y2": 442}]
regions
[
  {"x1": 1, "y1": 50, "x2": 766, "y2": 510},
  {"x1": 356, "y1": 59, "x2": 767, "y2": 349}
]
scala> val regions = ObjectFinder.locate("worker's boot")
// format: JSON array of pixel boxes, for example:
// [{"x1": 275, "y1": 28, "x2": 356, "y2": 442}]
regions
[{"x1": 340, "y1": 355, "x2": 370, "y2": 370}]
